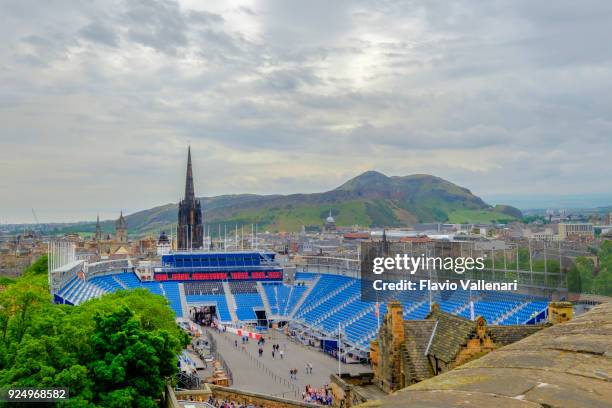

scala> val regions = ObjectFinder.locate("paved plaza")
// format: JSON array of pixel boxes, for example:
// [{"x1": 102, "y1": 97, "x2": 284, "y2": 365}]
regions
[{"x1": 205, "y1": 327, "x2": 370, "y2": 401}]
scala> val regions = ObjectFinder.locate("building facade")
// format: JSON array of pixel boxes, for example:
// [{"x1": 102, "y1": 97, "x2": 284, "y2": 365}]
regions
[{"x1": 558, "y1": 222, "x2": 593, "y2": 240}]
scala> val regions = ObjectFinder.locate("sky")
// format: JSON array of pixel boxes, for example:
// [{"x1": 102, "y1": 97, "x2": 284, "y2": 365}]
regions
[{"x1": 1, "y1": 0, "x2": 611, "y2": 223}]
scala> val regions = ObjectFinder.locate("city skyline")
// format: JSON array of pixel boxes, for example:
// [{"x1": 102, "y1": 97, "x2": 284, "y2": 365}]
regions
[{"x1": 1, "y1": 0, "x2": 611, "y2": 223}]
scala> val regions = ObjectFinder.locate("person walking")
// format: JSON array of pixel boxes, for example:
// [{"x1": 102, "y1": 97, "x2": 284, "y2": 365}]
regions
[{"x1": 279, "y1": 349, "x2": 284, "y2": 359}]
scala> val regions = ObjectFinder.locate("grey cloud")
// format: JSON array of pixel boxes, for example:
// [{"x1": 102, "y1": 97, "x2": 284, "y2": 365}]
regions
[
  {"x1": 79, "y1": 21, "x2": 119, "y2": 47},
  {"x1": 187, "y1": 10, "x2": 224, "y2": 25},
  {"x1": 0, "y1": 0, "x2": 611, "y2": 222},
  {"x1": 122, "y1": 0, "x2": 189, "y2": 54}
]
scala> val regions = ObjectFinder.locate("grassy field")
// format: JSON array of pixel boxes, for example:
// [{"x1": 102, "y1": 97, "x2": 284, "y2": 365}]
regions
[
  {"x1": 448, "y1": 209, "x2": 518, "y2": 224},
  {"x1": 223, "y1": 201, "x2": 372, "y2": 232}
]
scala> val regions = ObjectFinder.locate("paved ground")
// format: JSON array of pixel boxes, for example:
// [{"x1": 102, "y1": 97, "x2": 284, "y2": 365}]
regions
[{"x1": 205, "y1": 327, "x2": 371, "y2": 401}]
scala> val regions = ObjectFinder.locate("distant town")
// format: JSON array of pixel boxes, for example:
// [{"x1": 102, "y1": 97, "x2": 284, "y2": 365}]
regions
[{"x1": 2, "y1": 191, "x2": 610, "y2": 287}]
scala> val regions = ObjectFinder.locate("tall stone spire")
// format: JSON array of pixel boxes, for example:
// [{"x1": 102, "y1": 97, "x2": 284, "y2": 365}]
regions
[
  {"x1": 94, "y1": 214, "x2": 102, "y2": 241},
  {"x1": 184, "y1": 146, "x2": 195, "y2": 202},
  {"x1": 177, "y1": 146, "x2": 204, "y2": 250},
  {"x1": 115, "y1": 210, "x2": 128, "y2": 243}
]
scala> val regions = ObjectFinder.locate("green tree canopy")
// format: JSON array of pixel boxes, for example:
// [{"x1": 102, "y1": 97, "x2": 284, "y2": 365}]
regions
[{"x1": 0, "y1": 255, "x2": 188, "y2": 407}]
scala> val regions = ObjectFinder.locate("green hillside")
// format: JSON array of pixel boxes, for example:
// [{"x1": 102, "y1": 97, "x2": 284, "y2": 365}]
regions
[
  {"x1": 48, "y1": 171, "x2": 522, "y2": 235},
  {"x1": 447, "y1": 209, "x2": 519, "y2": 224}
]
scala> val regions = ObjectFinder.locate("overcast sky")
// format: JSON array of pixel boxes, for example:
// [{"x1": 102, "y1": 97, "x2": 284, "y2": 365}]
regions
[{"x1": 1, "y1": 0, "x2": 611, "y2": 223}]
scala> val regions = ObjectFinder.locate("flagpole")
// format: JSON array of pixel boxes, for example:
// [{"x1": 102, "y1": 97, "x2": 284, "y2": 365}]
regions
[{"x1": 338, "y1": 322, "x2": 341, "y2": 376}]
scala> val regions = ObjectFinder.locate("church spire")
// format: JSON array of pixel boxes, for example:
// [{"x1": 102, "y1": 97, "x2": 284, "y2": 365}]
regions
[
  {"x1": 184, "y1": 146, "x2": 195, "y2": 202},
  {"x1": 178, "y1": 146, "x2": 203, "y2": 250},
  {"x1": 95, "y1": 213, "x2": 101, "y2": 241}
]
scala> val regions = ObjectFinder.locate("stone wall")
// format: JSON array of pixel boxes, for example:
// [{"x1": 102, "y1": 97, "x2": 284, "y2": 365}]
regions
[
  {"x1": 172, "y1": 384, "x2": 320, "y2": 408},
  {"x1": 370, "y1": 301, "x2": 405, "y2": 393},
  {"x1": 330, "y1": 373, "x2": 375, "y2": 408}
]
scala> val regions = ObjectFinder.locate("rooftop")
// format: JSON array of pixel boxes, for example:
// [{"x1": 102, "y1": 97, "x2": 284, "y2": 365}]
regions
[{"x1": 358, "y1": 301, "x2": 612, "y2": 407}]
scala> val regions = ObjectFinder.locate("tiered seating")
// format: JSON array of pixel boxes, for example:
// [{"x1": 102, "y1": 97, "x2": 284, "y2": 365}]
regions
[
  {"x1": 261, "y1": 283, "x2": 307, "y2": 316},
  {"x1": 500, "y1": 300, "x2": 548, "y2": 324},
  {"x1": 57, "y1": 270, "x2": 551, "y2": 349},
  {"x1": 405, "y1": 302, "x2": 430, "y2": 320},
  {"x1": 229, "y1": 281, "x2": 263, "y2": 321},
  {"x1": 234, "y1": 293, "x2": 263, "y2": 320},
  {"x1": 344, "y1": 303, "x2": 384, "y2": 347},
  {"x1": 457, "y1": 292, "x2": 527, "y2": 322},
  {"x1": 299, "y1": 280, "x2": 359, "y2": 326},
  {"x1": 294, "y1": 274, "x2": 354, "y2": 319},
  {"x1": 89, "y1": 275, "x2": 124, "y2": 293},
  {"x1": 141, "y1": 281, "x2": 163, "y2": 295},
  {"x1": 61, "y1": 278, "x2": 107, "y2": 305},
  {"x1": 185, "y1": 294, "x2": 232, "y2": 322},
  {"x1": 184, "y1": 281, "x2": 224, "y2": 296},
  {"x1": 432, "y1": 290, "x2": 473, "y2": 314},
  {"x1": 283, "y1": 285, "x2": 307, "y2": 315},
  {"x1": 58, "y1": 276, "x2": 80, "y2": 299},
  {"x1": 229, "y1": 281, "x2": 258, "y2": 293},
  {"x1": 262, "y1": 283, "x2": 282, "y2": 314},
  {"x1": 115, "y1": 273, "x2": 141, "y2": 288},
  {"x1": 184, "y1": 281, "x2": 230, "y2": 321},
  {"x1": 162, "y1": 282, "x2": 183, "y2": 316}
]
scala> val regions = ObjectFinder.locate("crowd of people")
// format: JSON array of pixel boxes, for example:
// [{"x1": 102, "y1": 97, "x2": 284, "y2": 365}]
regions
[{"x1": 303, "y1": 384, "x2": 333, "y2": 405}]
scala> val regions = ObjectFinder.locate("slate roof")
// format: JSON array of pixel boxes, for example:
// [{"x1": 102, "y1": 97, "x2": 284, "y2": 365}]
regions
[
  {"x1": 358, "y1": 301, "x2": 612, "y2": 408},
  {"x1": 425, "y1": 308, "x2": 477, "y2": 364},
  {"x1": 403, "y1": 320, "x2": 436, "y2": 381}
]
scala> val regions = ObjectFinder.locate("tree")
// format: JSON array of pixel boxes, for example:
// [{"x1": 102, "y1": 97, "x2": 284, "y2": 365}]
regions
[
  {"x1": 88, "y1": 307, "x2": 181, "y2": 407},
  {"x1": 0, "y1": 255, "x2": 187, "y2": 406}
]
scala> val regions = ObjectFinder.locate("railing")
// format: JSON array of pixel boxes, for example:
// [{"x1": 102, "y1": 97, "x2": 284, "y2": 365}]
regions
[
  {"x1": 295, "y1": 256, "x2": 360, "y2": 279},
  {"x1": 206, "y1": 332, "x2": 233, "y2": 385},
  {"x1": 85, "y1": 259, "x2": 130, "y2": 278}
]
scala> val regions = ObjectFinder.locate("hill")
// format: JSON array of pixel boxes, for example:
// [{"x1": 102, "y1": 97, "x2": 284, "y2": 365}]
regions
[{"x1": 52, "y1": 171, "x2": 522, "y2": 235}]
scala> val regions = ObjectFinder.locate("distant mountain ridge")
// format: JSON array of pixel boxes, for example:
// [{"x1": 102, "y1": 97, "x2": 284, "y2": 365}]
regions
[
  {"x1": 110, "y1": 171, "x2": 520, "y2": 235},
  {"x1": 55, "y1": 171, "x2": 522, "y2": 235}
]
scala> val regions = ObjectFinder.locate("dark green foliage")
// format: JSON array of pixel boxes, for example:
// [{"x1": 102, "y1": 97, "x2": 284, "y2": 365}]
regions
[
  {"x1": 23, "y1": 254, "x2": 49, "y2": 276},
  {"x1": 88, "y1": 308, "x2": 180, "y2": 407},
  {"x1": 0, "y1": 256, "x2": 187, "y2": 407},
  {"x1": 523, "y1": 215, "x2": 548, "y2": 224},
  {"x1": 568, "y1": 240, "x2": 612, "y2": 296}
]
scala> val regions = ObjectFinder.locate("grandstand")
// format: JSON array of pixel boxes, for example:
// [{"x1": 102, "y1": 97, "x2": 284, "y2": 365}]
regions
[
  {"x1": 47, "y1": 239, "x2": 552, "y2": 362},
  {"x1": 53, "y1": 265, "x2": 550, "y2": 360}
]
